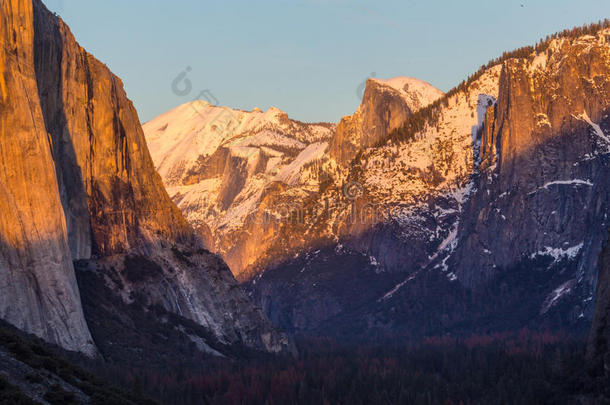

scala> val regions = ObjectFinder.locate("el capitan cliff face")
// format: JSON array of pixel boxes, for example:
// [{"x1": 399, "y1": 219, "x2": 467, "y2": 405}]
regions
[
  {"x1": 0, "y1": 0, "x2": 292, "y2": 355},
  {"x1": 33, "y1": 3, "x2": 195, "y2": 258},
  {"x1": 0, "y1": 0, "x2": 94, "y2": 355}
]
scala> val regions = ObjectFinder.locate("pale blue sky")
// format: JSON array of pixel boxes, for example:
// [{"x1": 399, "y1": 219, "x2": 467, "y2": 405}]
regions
[{"x1": 43, "y1": 0, "x2": 609, "y2": 124}]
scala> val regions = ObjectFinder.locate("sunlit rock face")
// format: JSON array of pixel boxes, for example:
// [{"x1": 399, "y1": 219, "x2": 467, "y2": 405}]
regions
[
  {"x1": 329, "y1": 77, "x2": 444, "y2": 165},
  {"x1": 33, "y1": 4, "x2": 194, "y2": 259},
  {"x1": 0, "y1": 0, "x2": 95, "y2": 356},
  {"x1": 0, "y1": 0, "x2": 293, "y2": 356}
]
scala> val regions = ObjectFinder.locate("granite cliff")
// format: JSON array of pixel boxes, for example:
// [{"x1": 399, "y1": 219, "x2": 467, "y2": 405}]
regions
[
  {"x1": 329, "y1": 77, "x2": 443, "y2": 165},
  {"x1": 0, "y1": 0, "x2": 94, "y2": 355},
  {"x1": 0, "y1": 0, "x2": 292, "y2": 356}
]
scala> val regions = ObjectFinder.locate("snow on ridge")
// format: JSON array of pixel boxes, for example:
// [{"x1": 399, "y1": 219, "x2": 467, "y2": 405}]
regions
[
  {"x1": 229, "y1": 130, "x2": 306, "y2": 150},
  {"x1": 573, "y1": 111, "x2": 610, "y2": 147},
  {"x1": 362, "y1": 66, "x2": 501, "y2": 201},
  {"x1": 371, "y1": 76, "x2": 440, "y2": 93},
  {"x1": 529, "y1": 51, "x2": 548, "y2": 72},
  {"x1": 144, "y1": 98, "x2": 336, "y2": 188},
  {"x1": 379, "y1": 273, "x2": 417, "y2": 301},
  {"x1": 543, "y1": 179, "x2": 593, "y2": 188},
  {"x1": 530, "y1": 242, "x2": 584, "y2": 262},
  {"x1": 431, "y1": 225, "x2": 458, "y2": 261},
  {"x1": 530, "y1": 179, "x2": 594, "y2": 194},
  {"x1": 228, "y1": 146, "x2": 259, "y2": 159},
  {"x1": 541, "y1": 280, "x2": 575, "y2": 314},
  {"x1": 427, "y1": 182, "x2": 476, "y2": 271},
  {"x1": 449, "y1": 182, "x2": 476, "y2": 206},
  {"x1": 275, "y1": 142, "x2": 328, "y2": 185},
  {"x1": 528, "y1": 179, "x2": 593, "y2": 195}
]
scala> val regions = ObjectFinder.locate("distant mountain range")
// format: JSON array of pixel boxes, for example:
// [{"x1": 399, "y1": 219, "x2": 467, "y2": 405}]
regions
[
  {"x1": 146, "y1": 24, "x2": 610, "y2": 349},
  {"x1": 144, "y1": 76, "x2": 444, "y2": 279}
]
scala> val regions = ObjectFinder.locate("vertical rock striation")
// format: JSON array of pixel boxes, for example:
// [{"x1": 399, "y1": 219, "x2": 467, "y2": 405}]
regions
[
  {"x1": 0, "y1": 0, "x2": 95, "y2": 355},
  {"x1": 32, "y1": 0, "x2": 194, "y2": 258}
]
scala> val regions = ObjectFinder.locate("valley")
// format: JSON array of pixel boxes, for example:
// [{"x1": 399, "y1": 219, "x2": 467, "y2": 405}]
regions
[{"x1": 0, "y1": 0, "x2": 609, "y2": 402}]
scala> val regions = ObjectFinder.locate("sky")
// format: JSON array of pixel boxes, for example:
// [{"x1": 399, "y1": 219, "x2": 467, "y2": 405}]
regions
[{"x1": 43, "y1": 0, "x2": 610, "y2": 124}]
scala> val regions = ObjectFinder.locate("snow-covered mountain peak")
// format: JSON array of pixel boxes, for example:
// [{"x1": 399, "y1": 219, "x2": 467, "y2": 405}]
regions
[
  {"x1": 143, "y1": 100, "x2": 335, "y2": 188},
  {"x1": 144, "y1": 99, "x2": 337, "y2": 257},
  {"x1": 260, "y1": 105, "x2": 289, "y2": 125}
]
